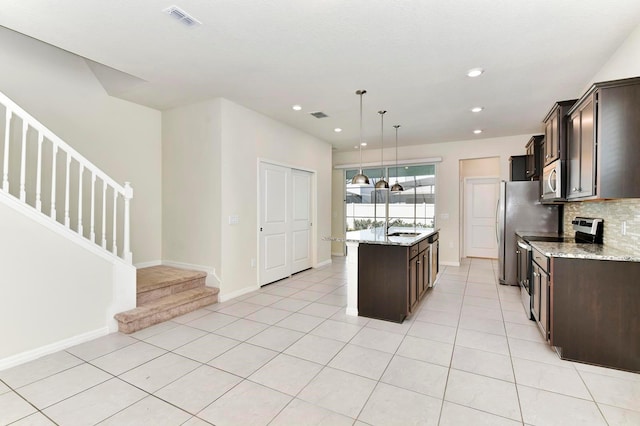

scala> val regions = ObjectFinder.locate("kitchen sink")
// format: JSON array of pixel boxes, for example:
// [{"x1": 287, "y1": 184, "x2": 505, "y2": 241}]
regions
[{"x1": 387, "y1": 232, "x2": 421, "y2": 237}]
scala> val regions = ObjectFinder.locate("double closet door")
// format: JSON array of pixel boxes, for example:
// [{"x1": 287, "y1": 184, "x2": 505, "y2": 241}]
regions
[{"x1": 259, "y1": 162, "x2": 313, "y2": 285}]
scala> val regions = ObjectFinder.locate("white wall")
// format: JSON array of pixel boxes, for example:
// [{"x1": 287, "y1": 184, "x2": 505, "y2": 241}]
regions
[
  {"x1": 0, "y1": 195, "x2": 135, "y2": 369},
  {"x1": 589, "y1": 22, "x2": 640, "y2": 85},
  {"x1": 0, "y1": 27, "x2": 162, "y2": 264},
  {"x1": 162, "y1": 98, "x2": 333, "y2": 299},
  {"x1": 333, "y1": 135, "x2": 527, "y2": 265}
]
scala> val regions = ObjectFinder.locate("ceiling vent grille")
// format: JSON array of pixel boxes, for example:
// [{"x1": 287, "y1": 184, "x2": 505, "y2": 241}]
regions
[
  {"x1": 163, "y1": 6, "x2": 202, "y2": 27},
  {"x1": 310, "y1": 111, "x2": 329, "y2": 119}
]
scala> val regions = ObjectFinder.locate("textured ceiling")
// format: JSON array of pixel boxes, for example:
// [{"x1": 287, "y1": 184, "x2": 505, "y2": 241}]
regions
[{"x1": 2, "y1": 0, "x2": 640, "y2": 151}]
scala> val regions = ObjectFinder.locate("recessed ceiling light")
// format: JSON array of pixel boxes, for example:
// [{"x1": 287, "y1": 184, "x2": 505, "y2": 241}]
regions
[
  {"x1": 473, "y1": 129, "x2": 483, "y2": 134},
  {"x1": 334, "y1": 128, "x2": 342, "y2": 133},
  {"x1": 467, "y1": 68, "x2": 484, "y2": 78},
  {"x1": 471, "y1": 107, "x2": 484, "y2": 113},
  {"x1": 292, "y1": 105, "x2": 302, "y2": 111},
  {"x1": 360, "y1": 142, "x2": 367, "y2": 146},
  {"x1": 163, "y1": 6, "x2": 202, "y2": 27}
]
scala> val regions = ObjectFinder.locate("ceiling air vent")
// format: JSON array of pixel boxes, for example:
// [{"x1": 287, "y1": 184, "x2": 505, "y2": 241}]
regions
[
  {"x1": 310, "y1": 111, "x2": 329, "y2": 119},
  {"x1": 163, "y1": 6, "x2": 202, "y2": 27}
]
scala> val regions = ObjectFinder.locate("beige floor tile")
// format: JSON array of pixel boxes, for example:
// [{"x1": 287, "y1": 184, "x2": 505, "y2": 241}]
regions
[
  {"x1": 100, "y1": 395, "x2": 191, "y2": 426},
  {"x1": 518, "y1": 385, "x2": 606, "y2": 425},
  {"x1": 579, "y1": 370, "x2": 640, "y2": 411},
  {"x1": 245, "y1": 307, "x2": 293, "y2": 325},
  {"x1": 66, "y1": 333, "x2": 137, "y2": 361},
  {"x1": 444, "y1": 369, "x2": 521, "y2": 421},
  {"x1": 599, "y1": 403, "x2": 640, "y2": 425},
  {"x1": 243, "y1": 293, "x2": 284, "y2": 306},
  {"x1": 154, "y1": 365, "x2": 241, "y2": 414},
  {"x1": 396, "y1": 335, "x2": 454, "y2": 367},
  {"x1": 198, "y1": 380, "x2": 291, "y2": 426},
  {"x1": 504, "y1": 321, "x2": 546, "y2": 343},
  {"x1": 289, "y1": 290, "x2": 327, "y2": 303},
  {"x1": 246, "y1": 326, "x2": 305, "y2": 352},
  {"x1": 298, "y1": 367, "x2": 376, "y2": 418},
  {"x1": 217, "y1": 301, "x2": 264, "y2": 317},
  {"x1": 10, "y1": 412, "x2": 56, "y2": 425},
  {"x1": 508, "y1": 337, "x2": 566, "y2": 366},
  {"x1": 310, "y1": 319, "x2": 363, "y2": 342},
  {"x1": 284, "y1": 334, "x2": 346, "y2": 365},
  {"x1": 183, "y1": 311, "x2": 238, "y2": 332},
  {"x1": 91, "y1": 341, "x2": 167, "y2": 375},
  {"x1": 270, "y1": 398, "x2": 354, "y2": 426},
  {"x1": 350, "y1": 327, "x2": 404, "y2": 354},
  {"x1": 455, "y1": 328, "x2": 510, "y2": 355},
  {"x1": 249, "y1": 354, "x2": 323, "y2": 396},
  {"x1": 42, "y1": 378, "x2": 145, "y2": 425},
  {"x1": 269, "y1": 297, "x2": 312, "y2": 312},
  {"x1": 129, "y1": 321, "x2": 180, "y2": 340},
  {"x1": 0, "y1": 391, "x2": 37, "y2": 425},
  {"x1": 276, "y1": 312, "x2": 325, "y2": 333},
  {"x1": 381, "y1": 355, "x2": 448, "y2": 398},
  {"x1": 451, "y1": 346, "x2": 514, "y2": 382},
  {"x1": 119, "y1": 353, "x2": 200, "y2": 393},
  {"x1": 0, "y1": 351, "x2": 83, "y2": 388},
  {"x1": 358, "y1": 382, "x2": 441, "y2": 426},
  {"x1": 512, "y1": 357, "x2": 591, "y2": 399},
  {"x1": 329, "y1": 344, "x2": 392, "y2": 380},
  {"x1": 172, "y1": 333, "x2": 239, "y2": 363},
  {"x1": 142, "y1": 324, "x2": 207, "y2": 351},
  {"x1": 208, "y1": 343, "x2": 278, "y2": 378},
  {"x1": 439, "y1": 401, "x2": 522, "y2": 426},
  {"x1": 365, "y1": 317, "x2": 413, "y2": 334},
  {"x1": 17, "y1": 363, "x2": 111, "y2": 409},
  {"x1": 407, "y1": 321, "x2": 457, "y2": 344},
  {"x1": 298, "y1": 302, "x2": 342, "y2": 318},
  {"x1": 458, "y1": 315, "x2": 506, "y2": 336},
  {"x1": 214, "y1": 318, "x2": 270, "y2": 341}
]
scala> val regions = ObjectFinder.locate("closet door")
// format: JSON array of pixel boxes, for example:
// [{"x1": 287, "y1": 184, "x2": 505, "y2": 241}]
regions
[
  {"x1": 291, "y1": 169, "x2": 312, "y2": 274},
  {"x1": 259, "y1": 162, "x2": 290, "y2": 285}
]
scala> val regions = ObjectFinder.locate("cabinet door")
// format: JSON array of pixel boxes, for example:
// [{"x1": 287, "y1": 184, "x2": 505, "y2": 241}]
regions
[
  {"x1": 532, "y1": 264, "x2": 541, "y2": 323},
  {"x1": 409, "y1": 256, "x2": 418, "y2": 312},
  {"x1": 539, "y1": 270, "x2": 550, "y2": 341},
  {"x1": 568, "y1": 97, "x2": 595, "y2": 199},
  {"x1": 431, "y1": 241, "x2": 439, "y2": 285},
  {"x1": 544, "y1": 116, "x2": 559, "y2": 165},
  {"x1": 421, "y1": 248, "x2": 430, "y2": 296}
]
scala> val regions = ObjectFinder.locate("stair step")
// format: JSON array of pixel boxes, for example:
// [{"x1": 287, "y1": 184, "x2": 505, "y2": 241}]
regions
[
  {"x1": 115, "y1": 287, "x2": 219, "y2": 334},
  {"x1": 137, "y1": 265, "x2": 207, "y2": 305}
]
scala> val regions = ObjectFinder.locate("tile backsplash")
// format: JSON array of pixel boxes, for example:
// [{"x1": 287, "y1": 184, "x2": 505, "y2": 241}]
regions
[{"x1": 563, "y1": 198, "x2": 640, "y2": 255}]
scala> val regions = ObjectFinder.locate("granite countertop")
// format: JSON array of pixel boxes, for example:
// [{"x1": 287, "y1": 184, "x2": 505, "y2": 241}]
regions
[
  {"x1": 515, "y1": 231, "x2": 569, "y2": 240},
  {"x1": 529, "y1": 241, "x2": 640, "y2": 262},
  {"x1": 324, "y1": 227, "x2": 438, "y2": 246}
]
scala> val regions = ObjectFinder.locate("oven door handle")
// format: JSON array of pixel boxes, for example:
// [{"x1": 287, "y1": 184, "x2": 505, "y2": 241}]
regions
[{"x1": 548, "y1": 168, "x2": 557, "y2": 193}]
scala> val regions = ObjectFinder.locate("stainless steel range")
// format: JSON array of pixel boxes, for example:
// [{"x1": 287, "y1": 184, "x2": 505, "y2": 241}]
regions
[{"x1": 517, "y1": 216, "x2": 604, "y2": 319}]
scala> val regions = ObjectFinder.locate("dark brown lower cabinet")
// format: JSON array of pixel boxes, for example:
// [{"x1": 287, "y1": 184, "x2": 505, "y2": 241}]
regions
[
  {"x1": 551, "y1": 258, "x2": 640, "y2": 373},
  {"x1": 358, "y1": 233, "x2": 439, "y2": 323}
]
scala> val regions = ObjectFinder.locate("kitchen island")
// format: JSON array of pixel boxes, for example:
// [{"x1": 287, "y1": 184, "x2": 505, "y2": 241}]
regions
[{"x1": 342, "y1": 228, "x2": 439, "y2": 323}]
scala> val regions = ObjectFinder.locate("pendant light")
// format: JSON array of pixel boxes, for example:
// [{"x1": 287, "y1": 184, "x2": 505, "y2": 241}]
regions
[
  {"x1": 391, "y1": 125, "x2": 404, "y2": 193},
  {"x1": 351, "y1": 90, "x2": 370, "y2": 185},
  {"x1": 374, "y1": 110, "x2": 389, "y2": 189}
]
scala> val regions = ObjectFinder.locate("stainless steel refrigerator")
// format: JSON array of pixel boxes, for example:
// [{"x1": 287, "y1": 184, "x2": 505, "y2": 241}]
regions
[{"x1": 497, "y1": 181, "x2": 560, "y2": 285}]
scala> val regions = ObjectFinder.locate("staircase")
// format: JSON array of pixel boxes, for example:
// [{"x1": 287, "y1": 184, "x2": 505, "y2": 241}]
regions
[{"x1": 114, "y1": 266, "x2": 219, "y2": 334}]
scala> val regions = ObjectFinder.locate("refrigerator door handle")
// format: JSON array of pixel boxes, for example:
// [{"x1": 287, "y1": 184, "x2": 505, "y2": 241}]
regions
[{"x1": 495, "y1": 199, "x2": 500, "y2": 243}]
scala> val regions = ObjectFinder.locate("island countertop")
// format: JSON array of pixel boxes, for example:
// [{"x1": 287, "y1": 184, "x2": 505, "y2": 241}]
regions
[{"x1": 345, "y1": 227, "x2": 438, "y2": 246}]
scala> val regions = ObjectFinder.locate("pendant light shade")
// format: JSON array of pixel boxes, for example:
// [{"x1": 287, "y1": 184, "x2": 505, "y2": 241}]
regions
[
  {"x1": 374, "y1": 110, "x2": 389, "y2": 189},
  {"x1": 391, "y1": 124, "x2": 404, "y2": 193},
  {"x1": 351, "y1": 90, "x2": 370, "y2": 185}
]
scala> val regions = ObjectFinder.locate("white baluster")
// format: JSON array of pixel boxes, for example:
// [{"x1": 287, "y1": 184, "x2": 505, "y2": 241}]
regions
[
  {"x1": 101, "y1": 182, "x2": 107, "y2": 249},
  {"x1": 77, "y1": 165, "x2": 84, "y2": 235},
  {"x1": 50, "y1": 145, "x2": 58, "y2": 220},
  {"x1": 64, "y1": 155, "x2": 71, "y2": 227},
  {"x1": 35, "y1": 133, "x2": 43, "y2": 211},
  {"x1": 123, "y1": 182, "x2": 133, "y2": 263},
  {"x1": 19, "y1": 121, "x2": 27, "y2": 201},
  {"x1": 90, "y1": 173, "x2": 96, "y2": 243},
  {"x1": 2, "y1": 109, "x2": 11, "y2": 192},
  {"x1": 112, "y1": 190, "x2": 118, "y2": 256}
]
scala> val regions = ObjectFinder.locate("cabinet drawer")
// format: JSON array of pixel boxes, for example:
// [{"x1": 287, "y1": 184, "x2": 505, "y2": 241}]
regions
[
  {"x1": 532, "y1": 248, "x2": 549, "y2": 272},
  {"x1": 419, "y1": 239, "x2": 430, "y2": 253},
  {"x1": 409, "y1": 244, "x2": 420, "y2": 259}
]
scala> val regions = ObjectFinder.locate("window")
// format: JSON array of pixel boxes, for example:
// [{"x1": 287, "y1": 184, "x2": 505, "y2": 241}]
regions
[{"x1": 345, "y1": 164, "x2": 436, "y2": 231}]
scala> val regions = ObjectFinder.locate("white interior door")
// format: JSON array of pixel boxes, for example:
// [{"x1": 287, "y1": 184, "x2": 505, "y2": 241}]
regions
[
  {"x1": 465, "y1": 177, "x2": 499, "y2": 258},
  {"x1": 259, "y1": 163, "x2": 290, "y2": 285},
  {"x1": 291, "y1": 169, "x2": 312, "y2": 274}
]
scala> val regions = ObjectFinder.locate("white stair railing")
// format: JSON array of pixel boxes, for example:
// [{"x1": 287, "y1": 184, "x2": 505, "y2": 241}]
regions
[{"x1": 0, "y1": 91, "x2": 133, "y2": 263}]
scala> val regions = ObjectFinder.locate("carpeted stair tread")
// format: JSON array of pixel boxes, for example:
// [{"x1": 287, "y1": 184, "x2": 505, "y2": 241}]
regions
[
  {"x1": 137, "y1": 265, "x2": 207, "y2": 294},
  {"x1": 115, "y1": 287, "x2": 219, "y2": 334}
]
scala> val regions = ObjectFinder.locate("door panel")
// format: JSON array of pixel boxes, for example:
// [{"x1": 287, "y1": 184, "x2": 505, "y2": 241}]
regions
[
  {"x1": 259, "y1": 163, "x2": 290, "y2": 285},
  {"x1": 465, "y1": 178, "x2": 499, "y2": 258},
  {"x1": 291, "y1": 170, "x2": 312, "y2": 273}
]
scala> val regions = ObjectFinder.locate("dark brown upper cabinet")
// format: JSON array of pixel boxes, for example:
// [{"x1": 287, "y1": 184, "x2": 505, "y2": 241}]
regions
[
  {"x1": 525, "y1": 135, "x2": 544, "y2": 180},
  {"x1": 567, "y1": 76, "x2": 640, "y2": 200},
  {"x1": 542, "y1": 100, "x2": 577, "y2": 166}
]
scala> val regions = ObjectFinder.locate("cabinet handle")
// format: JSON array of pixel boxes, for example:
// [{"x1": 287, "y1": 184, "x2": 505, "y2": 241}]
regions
[
  {"x1": 533, "y1": 272, "x2": 538, "y2": 277},
  {"x1": 545, "y1": 154, "x2": 549, "y2": 159},
  {"x1": 416, "y1": 260, "x2": 421, "y2": 264},
  {"x1": 572, "y1": 187, "x2": 578, "y2": 192}
]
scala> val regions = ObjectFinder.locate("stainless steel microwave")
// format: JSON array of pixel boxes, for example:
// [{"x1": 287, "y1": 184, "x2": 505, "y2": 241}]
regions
[{"x1": 541, "y1": 161, "x2": 563, "y2": 201}]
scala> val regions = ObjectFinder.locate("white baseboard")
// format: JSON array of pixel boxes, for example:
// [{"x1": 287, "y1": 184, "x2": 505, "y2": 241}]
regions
[
  {"x1": 219, "y1": 285, "x2": 260, "y2": 303},
  {"x1": 0, "y1": 327, "x2": 109, "y2": 371},
  {"x1": 134, "y1": 260, "x2": 162, "y2": 268},
  {"x1": 345, "y1": 307, "x2": 359, "y2": 317},
  {"x1": 440, "y1": 261, "x2": 461, "y2": 267},
  {"x1": 162, "y1": 260, "x2": 221, "y2": 287},
  {"x1": 315, "y1": 259, "x2": 332, "y2": 268}
]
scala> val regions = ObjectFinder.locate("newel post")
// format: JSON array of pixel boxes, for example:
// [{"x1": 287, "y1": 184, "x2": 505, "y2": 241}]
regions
[{"x1": 123, "y1": 182, "x2": 133, "y2": 264}]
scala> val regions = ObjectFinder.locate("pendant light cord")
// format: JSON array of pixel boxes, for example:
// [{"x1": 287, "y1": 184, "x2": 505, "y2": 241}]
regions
[
  {"x1": 359, "y1": 91, "x2": 364, "y2": 173},
  {"x1": 394, "y1": 125, "x2": 400, "y2": 183}
]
